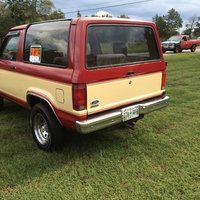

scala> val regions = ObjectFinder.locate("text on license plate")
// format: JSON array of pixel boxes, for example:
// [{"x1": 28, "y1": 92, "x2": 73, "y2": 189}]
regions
[{"x1": 122, "y1": 106, "x2": 139, "y2": 122}]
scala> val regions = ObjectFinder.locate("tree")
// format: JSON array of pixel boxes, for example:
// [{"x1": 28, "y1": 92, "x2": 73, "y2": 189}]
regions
[
  {"x1": 153, "y1": 9, "x2": 183, "y2": 40},
  {"x1": 91, "y1": 10, "x2": 112, "y2": 18},
  {"x1": 183, "y1": 16, "x2": 198, "y2": 37},
  {"x1": 6, "y1": 0, "x2": 32, "y2": 24},
  {"x1": 0, "y1": 0, "x2": 65, "y2": 43},
  {"x1": 5, "y1": 0, "x2": 65, "y2": 24},
  {"x1": 77, "y1": 10, "x2": 81, "y2": 18},
  {"x1": 101, "y1": 14, "x2": 112, "y2": 18},
  {"x1": 0, "y1": 1, "x2": 15, "y2": 44},
  {"x1": 193, "y1": 17, "x2": 200, "y2": 37},
  {"x1": 153, "y1": 14, "x2": 169, "y2": 40},
  {"x1": 48, "y1": 9, "x2": 65, "y2": 20},
  {"x1": 164, "y1": 8, "x2": 183, "y2": 35},
  {"x1": 182, "y1": 16, "x2": 200, "y2": 38},
  {"x1": 117, "y1": 14, "x2": 130, "y2": 19}
]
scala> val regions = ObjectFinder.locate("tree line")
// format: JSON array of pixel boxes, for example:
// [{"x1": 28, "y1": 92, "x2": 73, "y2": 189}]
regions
[
  {"x1": 0, "y1": 1, "x2": 200, "y2": 44},
  {"x1": 153, "y1": 8, "x2": 200, "y2": 40},
  {"x1": 0, "y1": 0, "x2": 65, "y2": 43}
]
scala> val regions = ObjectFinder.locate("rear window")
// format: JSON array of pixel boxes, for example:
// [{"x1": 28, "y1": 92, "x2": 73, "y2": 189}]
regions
[
  {"x1": 86, "y1": 25, "x2": 160, "y2": 69},
  {"x1": 24, "y1": 20, "x2": 70, "y2": 68}
]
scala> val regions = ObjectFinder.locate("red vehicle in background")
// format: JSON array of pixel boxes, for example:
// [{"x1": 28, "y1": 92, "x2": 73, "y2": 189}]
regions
[{"x1": 162, "y1": 35, "x2": 200, "y2": 53}]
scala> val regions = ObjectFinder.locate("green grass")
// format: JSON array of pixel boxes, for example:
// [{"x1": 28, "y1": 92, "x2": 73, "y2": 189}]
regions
[{"x1": 1, "y1": 52, "x2": 200, "y2": 199}]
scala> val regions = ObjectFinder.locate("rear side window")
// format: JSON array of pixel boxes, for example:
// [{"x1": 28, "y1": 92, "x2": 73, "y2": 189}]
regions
[
  {"x1": 86, "y1": 25, "x2": 160, "y2": 69},
  {"x1": 24, "y1": 20, "x2": 70, "y2": 68},
  {"x1": 0, "y1": 35, "x2": 19, "y2": 61}
]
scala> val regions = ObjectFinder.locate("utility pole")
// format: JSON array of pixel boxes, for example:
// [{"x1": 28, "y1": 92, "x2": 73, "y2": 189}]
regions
[{"x1": 77, "y1": 10, "x2": 81, "y2": 18}]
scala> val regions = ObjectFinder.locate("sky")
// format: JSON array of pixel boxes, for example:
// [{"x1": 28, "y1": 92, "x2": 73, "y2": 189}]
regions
[{"x1": 52, "y1": 0, "x2": 200, "y2": 27}]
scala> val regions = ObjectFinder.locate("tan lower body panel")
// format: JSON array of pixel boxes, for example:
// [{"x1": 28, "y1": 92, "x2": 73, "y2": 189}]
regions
[
  {"x1": 87, "y1": 72, "x2": 163, "y2": 115},
  {"x1": 0, "y1": 70, "x2": 86, "y2": 117},
  {"x1": 0, "y1": 70, "x2": 163, "y2": 118}
]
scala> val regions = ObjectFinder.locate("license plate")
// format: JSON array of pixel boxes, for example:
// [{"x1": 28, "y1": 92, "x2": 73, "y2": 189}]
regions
[{"x1": 122, "y1": 106, "x2": 139, "y2": 122}]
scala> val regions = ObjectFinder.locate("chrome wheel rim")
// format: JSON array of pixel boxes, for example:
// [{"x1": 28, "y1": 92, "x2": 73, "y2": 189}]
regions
[{"x1": 33, "y1": 113, "x2": 50, "y2": 145}]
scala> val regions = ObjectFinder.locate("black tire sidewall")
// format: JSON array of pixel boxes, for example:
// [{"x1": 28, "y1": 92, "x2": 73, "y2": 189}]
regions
[
  {"x1": 0, "y1": 97, "x2": 4, "y2": 111},
  {"x1": 30, "y1": 103, "x2": 64, "y2": 151},
  {"x1": 191, "y1": 45, "x2": 196, "y2": 52},
  {"x1": 174, "y1": 46, "x2": 180, "y2": 53}
]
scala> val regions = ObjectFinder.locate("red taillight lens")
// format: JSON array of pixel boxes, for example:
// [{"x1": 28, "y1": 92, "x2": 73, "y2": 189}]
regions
[
  {"x1": 72, "y1": 84, "x2": 87, "y2": 111},
  {"x1": 161, "y1": 72, "x2": 166, "y2": 90}
]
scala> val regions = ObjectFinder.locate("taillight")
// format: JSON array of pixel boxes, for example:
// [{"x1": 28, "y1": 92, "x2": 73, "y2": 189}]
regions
[
  {"x1": 161, "y1": 72, "x2": 166, "y2": 90},
  {"x1": 72, "y1": 84, "x2": 87, "y2": 111}
]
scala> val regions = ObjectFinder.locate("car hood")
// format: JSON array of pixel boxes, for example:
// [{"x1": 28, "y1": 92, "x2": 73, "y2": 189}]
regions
[{"x1": 162, "y1": 41, "x2": 180, "y2": 44}]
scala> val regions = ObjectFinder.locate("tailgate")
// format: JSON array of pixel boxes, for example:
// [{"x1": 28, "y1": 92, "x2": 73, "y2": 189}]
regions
[
  {"x1": 87, "y1": 72, "x2": 163, "y2": 115},
  {"x1": 76, "y1": 20, "x2": 166, "y2": 116}
]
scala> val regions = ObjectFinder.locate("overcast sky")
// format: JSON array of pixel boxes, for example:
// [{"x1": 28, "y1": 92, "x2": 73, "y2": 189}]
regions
[{"x1": 52, "y1": 0, "x2": 200, "y2": 26}]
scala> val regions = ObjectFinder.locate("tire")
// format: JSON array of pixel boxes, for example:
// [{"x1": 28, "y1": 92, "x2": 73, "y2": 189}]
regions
[
  {"x1": 0, "y1": 97, "x2": 4, "y2": 111},
  {"x1": 30, "y1": 103, "x2": 65, "y2": 151},
  {"x1": 162, "y1": 49, "x2": 166, "y2": 53},
  {"x1": 191, "y1": 45, "x2": 196, "y2": 52},
  {"x1": 174, "y1": 46, "x2": 180, "y2": 53}
]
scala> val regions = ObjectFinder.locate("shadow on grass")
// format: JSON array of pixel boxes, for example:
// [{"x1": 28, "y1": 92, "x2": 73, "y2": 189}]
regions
[
  {"x1": 0, "y1": 101, "x2": 177, "y2": 192},
  {"x1": 0, "y1": 101, "x2": 133, "y2": 189},
  {"x1": 164, "y1": 49, "x2": 200, "y2": 56}
]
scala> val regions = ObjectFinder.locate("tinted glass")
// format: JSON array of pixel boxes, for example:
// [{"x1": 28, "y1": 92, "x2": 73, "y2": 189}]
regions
[
  {"x1": 24, "y1": 21, "x2": 70, "y2": 67},
  {"x1": 86, "y1": 25, "x2": 160, "y2": 69},
  {"x1": 0, "y1": 36, "x2": 19, "y2": 61}
]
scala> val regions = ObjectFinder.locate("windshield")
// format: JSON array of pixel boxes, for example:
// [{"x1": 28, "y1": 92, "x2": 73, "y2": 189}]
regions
[{"x1": 168, "y1": 36, "x2": 181, "y2": 41}]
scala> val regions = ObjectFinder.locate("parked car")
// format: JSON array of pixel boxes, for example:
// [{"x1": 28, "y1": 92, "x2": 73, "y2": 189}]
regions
[
  {"x1": 162, "y1": 35, "x2": 200, "y2": 53},
  {"x1": 0, "y1": 18, "x2": 170, "y2": 151}
]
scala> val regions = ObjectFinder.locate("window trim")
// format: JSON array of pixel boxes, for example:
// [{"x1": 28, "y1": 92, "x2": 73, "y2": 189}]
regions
[
  {"x1": 85, "y1": 24, "x2": 161, "y2": 70},
  {"x1": 23, "y1": 20, "x2": 71, "y2": 69},
  {"x1": 6, "y1": 31, "x2": 20, "y2": 37}
]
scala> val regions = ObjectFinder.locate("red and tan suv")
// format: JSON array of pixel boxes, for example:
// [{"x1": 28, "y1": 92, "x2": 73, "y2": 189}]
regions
[{"x1": 0, "y1": 18, "x2": 169, "y2": 151}]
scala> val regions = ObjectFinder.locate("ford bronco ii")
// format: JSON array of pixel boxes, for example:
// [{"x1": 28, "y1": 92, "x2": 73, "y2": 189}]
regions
[{"x1": 0, "y1": 18, "x2": 169, "y2": 151}]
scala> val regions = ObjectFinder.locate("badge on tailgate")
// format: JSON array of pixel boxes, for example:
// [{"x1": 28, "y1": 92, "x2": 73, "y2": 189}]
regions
[{"x1": 90, "y1": 100, "x2": 100, "y2": 108}]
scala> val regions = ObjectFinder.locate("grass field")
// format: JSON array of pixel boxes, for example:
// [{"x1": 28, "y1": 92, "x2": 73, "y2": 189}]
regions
[{"x1": 0, "y1": 52, "x2": 200, "y2": 199}]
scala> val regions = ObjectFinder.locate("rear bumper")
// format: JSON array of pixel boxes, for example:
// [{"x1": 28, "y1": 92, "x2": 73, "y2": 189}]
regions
[{"x1": 76, "y1": 96, "x2": 170, "y2": 134}]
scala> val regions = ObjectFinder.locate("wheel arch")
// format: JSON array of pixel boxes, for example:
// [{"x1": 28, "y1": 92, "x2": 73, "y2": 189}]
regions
[{"x1": 27, "y1": 92, "x2": 62, "y2": 125}]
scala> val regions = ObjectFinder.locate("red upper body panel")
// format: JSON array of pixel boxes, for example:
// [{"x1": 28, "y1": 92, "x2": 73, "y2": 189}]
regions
[{"x1": 5, "y1": 18, "x2": 165, "y2": 85}]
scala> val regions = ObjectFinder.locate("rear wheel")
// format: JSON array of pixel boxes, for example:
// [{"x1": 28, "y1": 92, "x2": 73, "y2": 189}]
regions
[
  {"x1": 0, "y1": 97, "x2": 4, "y2": 111},
  {"x1": 30, "y1": 103, "x2": 65, "y2": 151},
  {"x1": 191, "y1": 45, "x2": 196, "y2": 52}
]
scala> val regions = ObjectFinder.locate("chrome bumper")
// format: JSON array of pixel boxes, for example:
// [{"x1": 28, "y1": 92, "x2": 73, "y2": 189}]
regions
[{"x1": 76, "y1": 96, "x2": 170, "y2": 134}]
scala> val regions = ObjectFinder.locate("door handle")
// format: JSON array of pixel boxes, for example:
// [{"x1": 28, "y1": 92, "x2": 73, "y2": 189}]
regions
[
  {"x1": 126, "y1": 71, "x2": 135, "y2": 76},
  {"x1": 10, "y1": 66, "x2": 16, "y2": 71}
]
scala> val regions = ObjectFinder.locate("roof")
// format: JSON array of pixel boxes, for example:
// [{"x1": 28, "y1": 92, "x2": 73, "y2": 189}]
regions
[
  {"x1": 73, "y1": 17, "x2": 153, "y2": 24},
  {"x1": 9, "y1": 17, "x2": 154, "y2": 31},
  {"x1": 9, "y1": 19, "x2": 71, "y2": 31}
]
